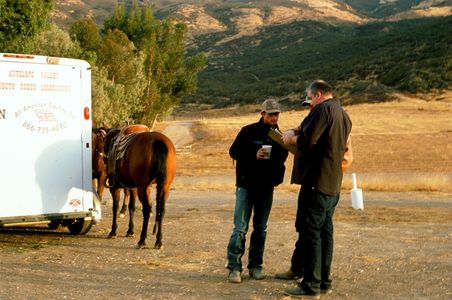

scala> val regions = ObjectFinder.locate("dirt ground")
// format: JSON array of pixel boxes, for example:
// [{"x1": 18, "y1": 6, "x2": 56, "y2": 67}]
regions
[
  {"x1": 0, "y1": 188, "x2": 451, "y2": 300},
  {"x1": 1, "y1": 99, "x2": 451, "y2": 299}
]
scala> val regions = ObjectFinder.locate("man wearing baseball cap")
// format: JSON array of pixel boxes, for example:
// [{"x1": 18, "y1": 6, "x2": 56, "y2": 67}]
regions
[{"x1": 226, "y1": 99, "x2": 289, "y2": 283}]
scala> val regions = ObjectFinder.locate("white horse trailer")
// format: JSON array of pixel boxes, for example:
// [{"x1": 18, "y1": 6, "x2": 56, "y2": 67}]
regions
[{"x1": 0, "y1": 53, "x2": 101, "y2": 234}]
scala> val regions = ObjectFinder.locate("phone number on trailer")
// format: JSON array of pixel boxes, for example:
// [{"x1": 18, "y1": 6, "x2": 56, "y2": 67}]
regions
[{"x1": 22, "y1": 121, "x2": 67, "y2": 134}]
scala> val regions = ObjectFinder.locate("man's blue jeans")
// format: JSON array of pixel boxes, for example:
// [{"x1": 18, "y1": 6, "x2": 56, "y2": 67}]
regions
[{"x1": 226, "y1": 186, "x2": 274, "y2": 272}]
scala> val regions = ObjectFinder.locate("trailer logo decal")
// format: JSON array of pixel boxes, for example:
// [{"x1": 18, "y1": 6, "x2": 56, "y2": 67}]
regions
[
  {"x1": 14, "y1": 102, "x2": 74, "y2": 135},
  {"x1": 69, "y1": 199, "x2": 81, "y2": 207},
  {"x1": 34, "y1": 110, "x2": 57, "y2": 122}
]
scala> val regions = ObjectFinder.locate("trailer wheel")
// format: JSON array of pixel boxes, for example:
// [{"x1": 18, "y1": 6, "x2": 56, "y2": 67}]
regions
[
  {"x1": 67, "y1": 218, "x2": 93, "y2": 235},
  {"x1": 48, "y1": 220, "x2": 62, "y2": 230}
]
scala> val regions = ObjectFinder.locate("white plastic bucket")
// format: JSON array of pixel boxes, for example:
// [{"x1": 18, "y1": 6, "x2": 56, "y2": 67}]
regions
[{"x1": 350, "y1": 173, "x2": 364, "y2": 210}]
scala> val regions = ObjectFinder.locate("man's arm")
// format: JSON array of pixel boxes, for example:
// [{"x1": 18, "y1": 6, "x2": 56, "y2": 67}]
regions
[{"x1": 342, "y1": 135, "x2": 353, "y2": 171}]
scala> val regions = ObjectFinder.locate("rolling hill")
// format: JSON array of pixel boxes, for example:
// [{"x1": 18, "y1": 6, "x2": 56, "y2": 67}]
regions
[
  {"x1": 50, "y1": 0, "x2": 452, "y2": 106},
  {"x1": 188, "y1": 15, "x2": 451, "y2": 106}
]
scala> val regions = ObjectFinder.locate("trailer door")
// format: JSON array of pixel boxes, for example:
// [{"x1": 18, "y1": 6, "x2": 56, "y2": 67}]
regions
[{"x1": 0, "y1": 58, "x2": 89, "y2": 218}]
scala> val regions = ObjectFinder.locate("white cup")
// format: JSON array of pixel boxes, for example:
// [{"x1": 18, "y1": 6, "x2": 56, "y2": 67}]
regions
[{"x1": 262, "y1": 145, "x2": 272, "y2": 159}]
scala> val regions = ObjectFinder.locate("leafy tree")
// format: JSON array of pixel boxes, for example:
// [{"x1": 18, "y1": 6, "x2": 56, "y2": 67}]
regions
[
  {"x1": 91, "y1": 65, "x2": 137, "y2": 127},
  {"x1": 34, "y1": 25, "x2": 81, "y2": 58},
  {"x1": 96, "y1": 28, "x2": 146, "y2": 126},
  {"x1": 0, "y1": 0, "x2": 54, "y2": 53},
  {"x1": 70, "y1": 18, "x2": 101, "y2": 52},
  {"x1": 69, "y1": 17, "x2": 101, "y2": 64},
  {"x1": 98, "y1": 29, "x2": 137, "y2": 84},
  {"x1": 102, "y1": 0, "x2": 206, "y2": 125}
]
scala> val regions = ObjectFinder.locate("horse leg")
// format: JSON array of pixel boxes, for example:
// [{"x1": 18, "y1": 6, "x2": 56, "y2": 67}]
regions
[
  {"x1": 126, "y1": 188, "x2": 137, "y2": 237},
  {"x1": 98, "y1": 171, "x2": 107, "y2": 204},
  {"x1": 92, "y1": 178, "x2": 97, "y2": 190},
  {"x1": 92, "y1": 178, "x2": 98, "y2": 197},
  {"x1": 120, "y1": 188, "x2": 129, "y2": 218},
  {"x1": 137, "y1": 186, "x2": 152, "y2": 248},
  {"x1": 108, "y1": 188, "x2": 121, "y2": 239},
  {"x1": 154, "y1": 186, "x2": 168, "y2": 249}
]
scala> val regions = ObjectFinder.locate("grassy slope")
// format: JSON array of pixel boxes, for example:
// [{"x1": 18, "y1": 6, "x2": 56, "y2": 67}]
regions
[{"x1": 188, "y1": 16, "x2": 452, "y2": 106}]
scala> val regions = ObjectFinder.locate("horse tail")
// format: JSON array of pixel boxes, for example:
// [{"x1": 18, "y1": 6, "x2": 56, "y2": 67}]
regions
[{"x1": 152, "y1": 139, "x2": 168, "y2": 236}]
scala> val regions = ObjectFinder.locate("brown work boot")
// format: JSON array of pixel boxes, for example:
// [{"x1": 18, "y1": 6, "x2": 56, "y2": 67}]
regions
[
  {"x1": 275, "y1": 269, "x2": 303, "y2": 280},
  {"x1": 228, "y1": 270, "x2": 242, "y2": 283}
]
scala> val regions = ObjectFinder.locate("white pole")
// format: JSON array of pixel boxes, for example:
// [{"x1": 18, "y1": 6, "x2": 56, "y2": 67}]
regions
[{"x1": 352, "y1": 173, "x2": 358, "y2": 190}]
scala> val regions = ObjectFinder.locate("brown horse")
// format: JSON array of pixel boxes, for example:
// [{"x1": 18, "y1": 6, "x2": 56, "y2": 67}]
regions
[{"x1": 105, "y1": 125, "x2": 176, "y2": 249}]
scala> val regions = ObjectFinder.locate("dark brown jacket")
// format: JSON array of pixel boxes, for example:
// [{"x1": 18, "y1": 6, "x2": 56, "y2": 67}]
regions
[{"x1": 291, "y1": 98, "x2": 352, "y2": 195}]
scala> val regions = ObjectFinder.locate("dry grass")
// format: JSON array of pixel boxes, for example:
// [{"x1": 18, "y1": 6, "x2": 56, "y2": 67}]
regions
[
  {"x1": 341, "y1": 172, "x2": 452, "y2": 192},
  {"x1": 158, "y1": 94, "x2": 452, "y2": 192}
]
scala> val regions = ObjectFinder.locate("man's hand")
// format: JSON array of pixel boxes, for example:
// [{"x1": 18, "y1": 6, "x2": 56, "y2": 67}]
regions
[
  {"x1": 256, "y1": 147, "x2": 269, "y2": 160},
  {"x1": 282, "y1": 130, "x2": 297, "y2": 145}
]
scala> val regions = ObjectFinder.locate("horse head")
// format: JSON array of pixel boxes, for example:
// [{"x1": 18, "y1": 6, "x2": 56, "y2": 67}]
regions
[
  {"x1": 92, "y1": 128, "x2": 107, "y2": 158},
  {"x1": 92, "y1": 127, "x2": 109, "y2": 201}
]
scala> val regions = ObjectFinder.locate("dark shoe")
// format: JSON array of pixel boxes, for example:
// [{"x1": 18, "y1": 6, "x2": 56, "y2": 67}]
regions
[
  {"x1": 249, "y1": 268, "x2": 265, "y2": 280},
  {"x1": 284, "y1": 285, "x2": 320, "y2": 299},
  {"x1": 320, "y1": 285, "x2": 333, "y2": 294},
  {"x1": 275, "y1": 269, "x2": 303, "y2": 280},
  {"x1": 228, "y1": 270, "x2": 241, "y2": 283}
]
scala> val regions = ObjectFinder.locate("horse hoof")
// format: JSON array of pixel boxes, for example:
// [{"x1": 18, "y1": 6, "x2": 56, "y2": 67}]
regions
[
  {"x1": 107, "y1": 234, "x2": 117, "y2": 239},
  {"x1": 137, "y1": 240, "x2": 146, "y2": 248},
  {"x1": 126, "y1": 232, "x2": 134, "y2": 237}
]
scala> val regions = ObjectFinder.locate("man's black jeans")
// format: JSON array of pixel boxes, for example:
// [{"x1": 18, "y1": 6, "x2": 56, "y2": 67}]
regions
[{"x1": 295, "y1": 187, "x2": 339, "y2": 291}]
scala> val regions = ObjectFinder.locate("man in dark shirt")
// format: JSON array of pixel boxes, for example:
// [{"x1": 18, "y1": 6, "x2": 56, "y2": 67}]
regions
[
  {"x1": 281, "y1": 80, "x2": 352, "y2": 298},
  {"x1": 226, "y1": 99, "x2": 289, "y2": 283}
]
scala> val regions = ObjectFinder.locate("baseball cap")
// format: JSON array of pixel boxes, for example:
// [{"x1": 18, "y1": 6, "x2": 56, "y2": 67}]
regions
[{"x1": 261, "y1": 99, "x2": 281, "y2": 113}]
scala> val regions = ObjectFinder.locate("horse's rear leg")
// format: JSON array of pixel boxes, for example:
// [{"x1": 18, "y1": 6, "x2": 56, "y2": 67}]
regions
[
  {"x1": 120, "y1": 188, "x2": 129, "y2": 218},
  {"x1": 137, "y1": 186, "x2": 152, "y2": 248},
  {"x1": 108, "y1": 188, "x2": 122, "y2": 238},
  {"x1": 154, "y1": 187, "x2": 168, "y2": 249},
  {"x1": 126, "y1": 189, "x2": 137, "y2": 237}
]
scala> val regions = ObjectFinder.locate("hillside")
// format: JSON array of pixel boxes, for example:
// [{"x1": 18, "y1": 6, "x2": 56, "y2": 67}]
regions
[
  {"x1": 342, "y1": 0, "x2": 452, "y2": 18},
  {"x1": 188, "y1": 16, "x2": 452, "y2": 106},
  {"x1": 52, "y1": 0, "x2": 452, "y2": 34},
  {"x1": 50, "y1": 0, "x2": 452, "y2": 106}
]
